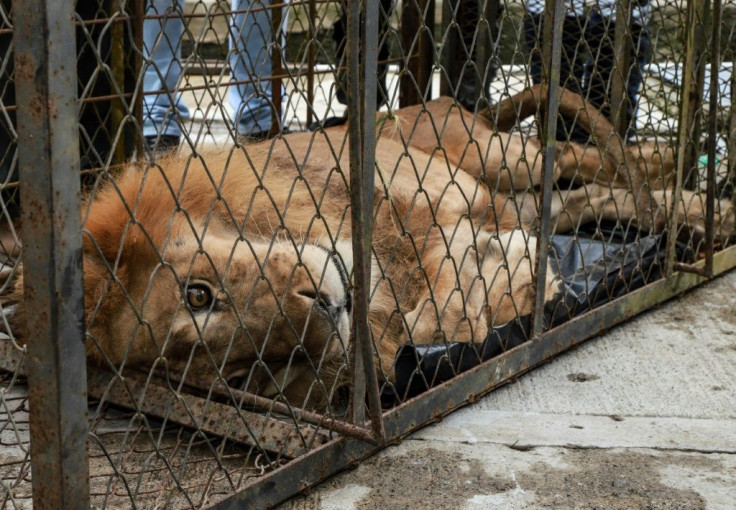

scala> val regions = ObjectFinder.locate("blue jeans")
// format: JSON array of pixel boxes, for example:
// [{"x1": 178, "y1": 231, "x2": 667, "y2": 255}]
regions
[{"x1": 143, "y1": 0, "x2": 284, "y2": 139}]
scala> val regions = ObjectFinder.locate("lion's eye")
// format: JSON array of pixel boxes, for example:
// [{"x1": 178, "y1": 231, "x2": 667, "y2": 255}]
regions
[{"x1": 186, "y1": 284, "x2": 212, "y2": 310}]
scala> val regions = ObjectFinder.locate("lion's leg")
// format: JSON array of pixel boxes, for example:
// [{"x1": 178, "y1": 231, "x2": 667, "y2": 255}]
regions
[
  {"x1": 390, "y1": 102, "x2": 546, "y2": 193},
  {"x1": 651, "y1": 189, "x2": 735, "y2": 242},
  {"x1": 554, "y1": 141, "x2": 631, "y2": 187},
  {"x1": 402, "y1": 222, "x2": 493, "y2": 347},
  {"x1": 635, "y1": 141, "x2": 676, "y2": 189},
  {"x1": 548, "y1": 185, "x2": 626, "y2": 233},
  {"x1": 425, "y1": 128, "x2": 544, "y2": 192}
]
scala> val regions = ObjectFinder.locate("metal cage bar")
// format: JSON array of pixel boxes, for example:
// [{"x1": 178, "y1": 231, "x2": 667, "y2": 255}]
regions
[
  {"x1": 14, "y1": 0, "x2": 89, "y2": 507},
  {"x1": 346, "y1": 0, "x2": 384, "y2": 440},
  {"x1": 532, "y1": 0, "x2": 564, "y2": 336}
]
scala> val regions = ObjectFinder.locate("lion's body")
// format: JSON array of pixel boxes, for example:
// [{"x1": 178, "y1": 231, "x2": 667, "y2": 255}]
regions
[
  {"x1": 2, "y1": 86, "x2": 732, "y2": 405},
  {"x1": 1, "y1": 120, "x2": 558, "y2": 404}
]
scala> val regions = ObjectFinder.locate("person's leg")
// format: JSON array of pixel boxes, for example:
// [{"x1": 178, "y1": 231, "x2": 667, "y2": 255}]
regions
[
  {"x1": 522, "y1": 12, "x2": 544, "y2": 86},
  {"x1": 523, "y1": 11, "x2": 587, "y2": 141},
  {"x1": 331, "y1": 0, "x2": 393, "y2": 110},
  {"x1": 626, "y1": 21, "x2": 649, "y2": 140},
  {"x1": 451, "y1": 0, "x2": 501, "y2": 111},
  {"x1": 583, "y1": 11, "x2": 649, "y2": 141},
  {"x1": 143, "y1": 0, "x2": 190, "y2": 146},
  {"x1": 229, "y1": 0, "x2": 289, "y2": 138}
]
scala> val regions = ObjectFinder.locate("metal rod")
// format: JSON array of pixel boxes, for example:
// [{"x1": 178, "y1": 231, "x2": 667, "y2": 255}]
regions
[
  {"x1": 668, "y1": 0, "x2": 704, "y2": 275},
  {"x1": 360, "y1": 0, "x2": 385, "y2": 442},
  {"x1": 611, "y1": 0, "x2": 633, "y2": 137},
  {"x1": 705, "y1": 0, "x2": 722, "y2": 276},
  {"x1": 685, "y1": 0, "x2": 708, "y2": 191},
  {"x1": 0, "y1": 344, "x2": 379, "y2": 449},
  {"x1": 673, "y1": 262, "x2": 709, "y2": 277},
  {"x1": 14, "y1": 0, "x2": 89, "y2": 508},
  {"x1": 532, "y1": 0, "x2": 564, "y2": 336},
  {"x1": 169, "y1": 372, "x2": 380, "y2": 443},
  {"x1": 347, "y1": 0, "x2": 366, "y2": 427},
  {"x1": 346, "y1": 0, "x2": 385, "y2": 442},
  {"x1": 85, "y1": 368, "x2": 331, "y2": 459}
]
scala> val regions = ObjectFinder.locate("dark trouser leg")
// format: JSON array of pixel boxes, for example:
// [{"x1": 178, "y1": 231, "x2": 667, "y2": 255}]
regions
[
  {"x1": 0, "y1": 0, "x2": 17, "y2": 223},
  {"x1": 523, "y1": 13, "x2": 588, "y2": 141},
  {"x1": 583, "y1": 12, "x2": 649, "y2": 142},
  {"x1": 333, "y1": 0, "x2": 393, "y2": 108},
  {"x1": 450, "y1": 0, "x2": 500, "y2": 111}
]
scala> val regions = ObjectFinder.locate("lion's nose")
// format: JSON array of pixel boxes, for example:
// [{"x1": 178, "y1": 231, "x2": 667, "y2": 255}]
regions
[{"x1": 297, "y1": 289, "x2": 348, "y2": 322}]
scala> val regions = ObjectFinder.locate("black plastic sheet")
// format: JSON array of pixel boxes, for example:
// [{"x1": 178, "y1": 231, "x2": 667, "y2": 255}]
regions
[{"x1": 382, "y1": 226, "x2": 691, "y2": 404}]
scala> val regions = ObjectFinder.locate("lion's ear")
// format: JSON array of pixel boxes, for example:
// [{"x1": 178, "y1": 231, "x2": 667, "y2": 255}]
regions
[
  {"x1": 82, "y1": 166, "x2": 178, "y2": 269},
  {"x1": 82, "y1": 170, "x2": 142, "y2": 267}
]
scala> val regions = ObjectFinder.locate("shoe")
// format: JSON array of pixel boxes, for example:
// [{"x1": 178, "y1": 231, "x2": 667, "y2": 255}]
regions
[
  {"x1": 237, "y1": 130, "x2": 272, "y2": 144},
  {"x1": 236, "y1": 128, "x2": 290, "y2": 145},
  {"x1": 308, "y1": 116, "x2": 347, "y2": 131},
  {"x1": 145, "y1": 134, "x2": 180, "y2": 153}
]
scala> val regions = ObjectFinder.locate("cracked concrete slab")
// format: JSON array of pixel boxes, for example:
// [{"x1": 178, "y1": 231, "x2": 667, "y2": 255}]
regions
[{"x1": 281, "y1": 270, "x2": 736, "y2": 509}]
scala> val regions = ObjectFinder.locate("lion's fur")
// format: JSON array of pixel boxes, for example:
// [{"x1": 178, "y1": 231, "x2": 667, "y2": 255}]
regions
[
  {"x1": 2, "y1": 85, "x2": 732, "y2": 406},
  {"x1": 1, "y1": 117, "x2": 553, "y2": 405}
]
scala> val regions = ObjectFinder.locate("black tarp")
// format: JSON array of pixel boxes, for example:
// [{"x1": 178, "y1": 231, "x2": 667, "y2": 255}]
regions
[{"x1": 382, "y1": 225, "x2": 691, "y2": 405}]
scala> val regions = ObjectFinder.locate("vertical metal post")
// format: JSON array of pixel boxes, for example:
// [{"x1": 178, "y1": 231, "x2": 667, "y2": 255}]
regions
[
  {"x1": 611, "y1": 0, "x2": 633, "y2": 138},
  {"x1": 347, "y1": 0, "x2": 384, "y2": 441},
  {"x1": 306, "y1": 0, "x2": 316, "y2": 127},
  {"x1": 668, "y1": 0, "x2": 707, "y2": 274},
  {"x1": 532, "y1": 0, "x2": 564, "y2": 336},
  {"x1": 400, "y1": 0, "x2": 434, "y2": 106},
  {"x1": 704, "y1": 0, "x2": 722, "y2": 276},
  {"x1": 683, "y1": 0, "x2": 707, "y2": 191},
  {"x1": 14, "y1": 0, "x2": 89, "y2": 508},
  {"x1": 271, "y1": 0, "x2": 283, "y2": 136}
]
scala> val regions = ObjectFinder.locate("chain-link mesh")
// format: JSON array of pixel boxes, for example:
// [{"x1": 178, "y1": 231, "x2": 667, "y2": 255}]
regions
[{"x1": 1, "y1": 0, "x2": 736, "y2": 507}]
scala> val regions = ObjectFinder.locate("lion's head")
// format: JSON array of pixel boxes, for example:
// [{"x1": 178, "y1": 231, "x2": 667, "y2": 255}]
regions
[{"x1": 2, "y1": 152, "x2": 358, "y2": 405}]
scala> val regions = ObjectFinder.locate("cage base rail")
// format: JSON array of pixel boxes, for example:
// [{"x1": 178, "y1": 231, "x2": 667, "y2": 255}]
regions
[{"x1": 0, "y1": 347, "x2": 332, "y2": 459}]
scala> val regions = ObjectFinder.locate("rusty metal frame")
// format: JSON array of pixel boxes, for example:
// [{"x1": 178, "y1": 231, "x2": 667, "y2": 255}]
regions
[
  {"x1": 14, "y1": 0, "x2": 89, "y2": 508},
  {"x1": 345, "y1": 0, "x2": 385, "y2": 442},
  {"x1": 6, "y1": 0, "x2": 736, "y2": 508},
  {"x1": 532, "y1": 0, "x2": 564, "y2": 336}
]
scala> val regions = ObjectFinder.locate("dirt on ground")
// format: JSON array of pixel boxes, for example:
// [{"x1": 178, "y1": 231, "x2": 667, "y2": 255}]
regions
[{"x1": 286, "y1": 446, "x2": 720, "y2": 509}]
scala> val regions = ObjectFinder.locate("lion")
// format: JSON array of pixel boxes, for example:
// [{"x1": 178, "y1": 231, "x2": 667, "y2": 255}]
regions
[{"x1": 1, "y1": 85, "x2": 731, "y2": 408}]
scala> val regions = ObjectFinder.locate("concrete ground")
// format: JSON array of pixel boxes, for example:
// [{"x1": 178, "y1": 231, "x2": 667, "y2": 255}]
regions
[{"x1": 280, "y1": 270, "x2": 736, "y2": 510}]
